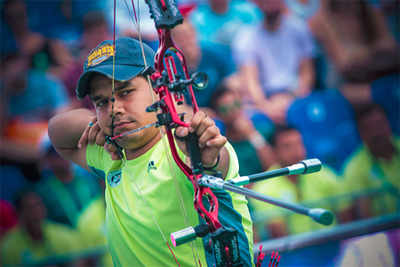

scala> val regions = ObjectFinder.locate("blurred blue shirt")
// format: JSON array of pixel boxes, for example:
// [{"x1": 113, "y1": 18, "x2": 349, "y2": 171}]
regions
[
  {"x1": 190, "y1": 0, "x2": 262, "y2": 46},
  {"x1": 189, "y1": 42, "x2": 236, "y2": 107},
  {"x1": 371, "y1": 74, "x2": 400, "y2": 136},
  {"x1": 287, "y1": 89, "x2": 361, "y2": 173},
  {"x1": 8, "y1": 70, "x2": 69, "y2": 119}
]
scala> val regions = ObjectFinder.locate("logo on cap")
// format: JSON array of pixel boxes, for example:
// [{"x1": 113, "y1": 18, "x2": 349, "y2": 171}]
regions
[{"x1": 87, "y1": 44, "x2": 114, "y2": 67}]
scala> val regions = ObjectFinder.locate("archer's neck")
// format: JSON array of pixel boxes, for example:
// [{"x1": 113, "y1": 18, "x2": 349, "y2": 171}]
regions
[{"x1": 124, "y1": 131, "x2": 162, "y2": 160}]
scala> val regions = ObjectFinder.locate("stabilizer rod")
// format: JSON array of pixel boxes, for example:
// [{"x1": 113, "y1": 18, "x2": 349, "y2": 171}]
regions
[
  {"x1": 229, "y1": 159, "x2": 321, "y2": 186},
  {"x1": 198, "y1": 175, "x2": 334, "y2": 226}
]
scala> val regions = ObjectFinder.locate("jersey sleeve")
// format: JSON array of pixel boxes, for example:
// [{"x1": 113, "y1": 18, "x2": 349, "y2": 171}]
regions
[{"x1": 224, "y1": 141, "x2": 240, "y2": 181}]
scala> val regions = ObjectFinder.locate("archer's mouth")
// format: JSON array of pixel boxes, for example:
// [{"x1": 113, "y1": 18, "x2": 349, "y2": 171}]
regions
[{"x1": 112, "y1": 121, "x2": 136, "y2": 132}]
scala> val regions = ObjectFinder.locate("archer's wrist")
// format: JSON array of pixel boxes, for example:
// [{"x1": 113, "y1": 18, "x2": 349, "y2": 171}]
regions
[
  {"x1": 203, "y1": 147, "x2": 229, "y2": 178},
  {"x1": 203, "y1": 153, "x2": 220, "y2": 170}
]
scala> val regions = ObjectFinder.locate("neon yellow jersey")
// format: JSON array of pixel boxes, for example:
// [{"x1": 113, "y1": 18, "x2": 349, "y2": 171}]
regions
[
  {"x1": 1, "y1": 221, "x2": 84, "y2": 266},
  {"x1": 343, "y1": 136, "x2": 400, "y2": 215},
  {"x1": 250, "y1": 164, "x2": 343, "y2": 235},
  {"x1": 86, "y1": 135, "x2": 254, "y2": 267}
]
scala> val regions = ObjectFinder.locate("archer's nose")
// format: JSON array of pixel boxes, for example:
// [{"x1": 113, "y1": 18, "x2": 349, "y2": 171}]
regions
[{"x1": 109, "y1": 97, "x2": 125, "y2": 116}]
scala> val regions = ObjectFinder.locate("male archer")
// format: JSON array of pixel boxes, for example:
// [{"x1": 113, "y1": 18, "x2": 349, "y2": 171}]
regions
[{"x1": 48, "y1": 37, "x2": 254, "y2": 266}]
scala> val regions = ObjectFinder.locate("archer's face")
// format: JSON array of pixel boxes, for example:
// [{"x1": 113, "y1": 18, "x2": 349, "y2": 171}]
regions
[{"x1": 89, "y1": 75, "x2": 159, "y2": 149}]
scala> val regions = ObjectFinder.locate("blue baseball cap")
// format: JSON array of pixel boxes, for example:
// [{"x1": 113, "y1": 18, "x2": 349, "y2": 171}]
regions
[{"x1": 76, "y1": 37, "x2": 155, "y2": 99}]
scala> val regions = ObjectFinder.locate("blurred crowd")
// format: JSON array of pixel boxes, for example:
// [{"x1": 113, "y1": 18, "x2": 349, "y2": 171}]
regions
[{"x1": 0, "y1": 0, "x2": 399, "y2": 266}]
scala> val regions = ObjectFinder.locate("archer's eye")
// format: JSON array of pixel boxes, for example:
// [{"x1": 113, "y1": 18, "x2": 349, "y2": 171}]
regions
[
  {"x1": 120, "y1": 89, "x2": 133, "y2": 97},
  {"x1": 96, "y1": 99, "x2": 108, "y2": 108}
]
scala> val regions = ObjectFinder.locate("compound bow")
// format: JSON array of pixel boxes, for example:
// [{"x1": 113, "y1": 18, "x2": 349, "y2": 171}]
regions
[{"x1": 109, "y1": 1, "x2": 334, "y2": 266}]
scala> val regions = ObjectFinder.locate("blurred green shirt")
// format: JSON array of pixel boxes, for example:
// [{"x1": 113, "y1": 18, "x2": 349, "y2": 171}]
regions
[
  {"x1": 35, "y1": 167, "x2": 100, "y2": 227},
  {"x1": 250, "y1": 164, "x2": 343, "y2": 236},
  {"x1": 343, "y1": 136, "x2": 400, "y2": 215},
  {"x1": 1, "y1": 221, "x2": 83, "y2": 266},
  {"x1": 77, "y1": 197, "x2": 113, "y2": 267}
]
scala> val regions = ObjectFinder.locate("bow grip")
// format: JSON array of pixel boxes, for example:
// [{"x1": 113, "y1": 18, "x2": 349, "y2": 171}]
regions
[
  {"x1": 146, "y1": 0, "x2": 183, "y2": 29},
  {"x1": 186, "y1": 132, "x2": 203, "y2": 174}
]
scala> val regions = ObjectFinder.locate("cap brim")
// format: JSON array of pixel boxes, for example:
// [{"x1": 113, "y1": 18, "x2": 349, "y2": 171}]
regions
[{"x1": 76, "y1": 64, "x2": 144, "y2": 99}]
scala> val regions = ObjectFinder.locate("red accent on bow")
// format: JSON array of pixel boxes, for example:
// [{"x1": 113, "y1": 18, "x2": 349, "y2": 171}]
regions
[{"x1": 144, "y1": 0, "x2": 222, "y2": 233}]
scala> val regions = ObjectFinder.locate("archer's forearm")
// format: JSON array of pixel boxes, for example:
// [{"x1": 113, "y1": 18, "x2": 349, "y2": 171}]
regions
[{"x1": 48, "y1": 108, "x2": 94, "y2": 150}]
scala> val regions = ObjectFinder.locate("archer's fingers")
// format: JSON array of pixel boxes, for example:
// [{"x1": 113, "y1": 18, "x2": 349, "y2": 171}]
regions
[
  {"x1": 104, "y1": 142, "x2": 117, "y2": 153},
  {"x1": 203, "y1": 135, "x2": 227, "y2": 149},
  {"x1": 196, "y1": 116, "x2": 215, "y2": 138},
  {"x1": 198, "y1": 125, "x2": 221, "y2": 148},
  {"x1": 104, "y1": 142, "x2": 121, "y2": 160},
  {"x1": 78, "y1": 118, "x2": 96, "y2": 148},
  {"x1": 95, "y1": 129, "x2": 106, "y2": 147},
  {"x1": 88, "y1": 122, "x2": 101, "y2": 145},
  {"x1": 175, "y1": 126, "x2": 189, "y2": 138},
  {"x1": 189, "y1": 111, "x2": 207, "y2": 133}
]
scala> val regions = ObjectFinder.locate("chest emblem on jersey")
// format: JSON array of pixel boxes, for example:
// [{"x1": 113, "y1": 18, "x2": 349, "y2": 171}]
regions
[
  {"x1": 147, "y1": 160, "x2": 157, "y2": 173},
  {"x1": 107, "y1": 169, "x2": 122, "y2": 187}
]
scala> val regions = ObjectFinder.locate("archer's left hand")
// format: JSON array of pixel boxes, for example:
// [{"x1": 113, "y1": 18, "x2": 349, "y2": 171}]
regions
[{"x1": 175, "y1": 111, "x2": 227, "y2": 170}]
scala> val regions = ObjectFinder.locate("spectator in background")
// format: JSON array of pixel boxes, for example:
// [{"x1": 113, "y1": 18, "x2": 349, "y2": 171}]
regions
[
  {"x1": 286, "y1": 88, "x2": 361, "y2": 173},
  {"x1": 63, "y1": 11, "x2": 112, "y2": 109},
  {"x1": 343, "y1": 104, "x2": 400, "y2": 218},
  {"x1": 35, "y1": 135, "x2": 100, "y2": 227},
  {"x1": 1, "y1": 190, "x2": 84, "y2": 266},
  {"x1": 0, "y1": 199, "x2": 17, "y2": 239},
  {"x1": 0, "y1": 54, "x2": 70, "y2": 182},
  {"x1": 250, "y1": 126, "x2": 350, "y2": 239},
  {"x1": 210, "y1": 85, "x2": 276, "y2": 176},
  {"x1": 105, "y1": 0, "x2": 158, "y2": 49},
  {"x1": 233, "y1": 0, "x2": 315, "y2": 124},
  {"x1": 370, "y1": 74, "x2": 400, "y2": 136},
  {"x1": 189, "y1": 0, "x2": 261, "y2": 48},
  {"x1": 338, "y1": 231, "x2": 396, "y2": 267},
  {"x1": 171, "y1": 18, "x2": 238, "y2": 109},
  {"x1": 1, "y1": 0, "x2": 74, "y2": 79},
  {"x1": 379, "y1": 0, "x2": 400, "y2": 43},
  {"x1": 309, "y1": 0, "x2": 398, "y2": 84},
  {"x1": 77, "y1": 179, "x2": 113, "y2": 267}
]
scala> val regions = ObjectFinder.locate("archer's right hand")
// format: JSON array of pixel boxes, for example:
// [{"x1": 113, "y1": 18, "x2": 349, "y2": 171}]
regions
[{"x1": 78, "y1": 118, "x2": 122, "y2": 160}]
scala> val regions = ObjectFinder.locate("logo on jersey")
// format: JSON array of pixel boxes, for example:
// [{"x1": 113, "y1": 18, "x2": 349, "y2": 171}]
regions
[
  {"x1": 147, "y1": 160, "x2": 157, "y2": 173},
  {"x1": 107, "y1": 169, "x2": 122, "y2": 187},
  {"x1": 87, "y1": 44, "x2": 114, "y2": 67}
]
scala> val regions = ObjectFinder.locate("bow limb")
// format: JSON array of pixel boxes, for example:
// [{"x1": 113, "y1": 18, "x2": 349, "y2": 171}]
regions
[{"x1": 125, "y1": 1, "x2": 205, "y2": 266}]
